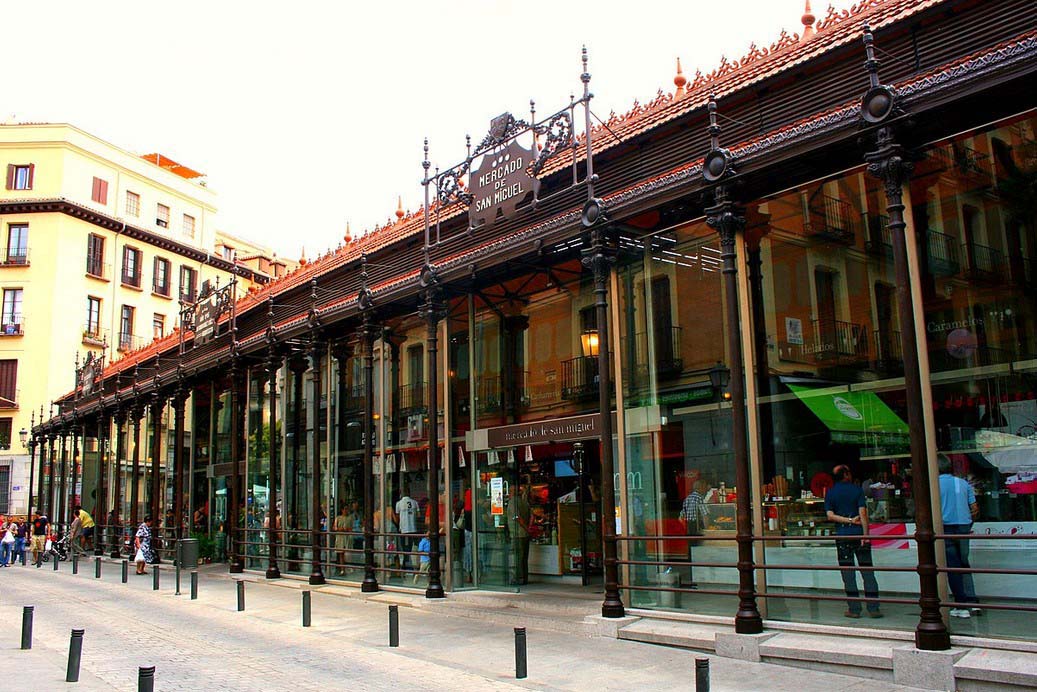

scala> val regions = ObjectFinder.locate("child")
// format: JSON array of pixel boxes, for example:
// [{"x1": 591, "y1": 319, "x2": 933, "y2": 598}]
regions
[{"x1": 413, "y1": 532, "x2": 431, "y2": 585}]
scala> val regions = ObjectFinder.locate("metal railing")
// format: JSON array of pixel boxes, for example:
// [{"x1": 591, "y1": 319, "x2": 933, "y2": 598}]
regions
[
  {"x1": 810, "y1": 319, "x2": 869, "y2": 361},
  {"x1": 86, "y1": 259, "x2": 110, "y2": 280},
  {"x1": 925, "y1": 230, "x2": 961, "y2": 277},
  {"x1": 474, "y1": 373, "x2": 532, "y2": 414},
  {"x1": 0, "y1": 318, "x2": 24, "y2": 336},
  {"x1": 398, "y1": 382, "x2": 427, "y2": 413},
  {"x1": 0, "y1": 248, "x2": 30, "y2": 266},
  {"x1": 808, "y1": 195, "x2": 857, "y2": 244},
  {"x1": 872, "y1": 329, "x2": 902, "y2": 370},
  {"x1": 865, "y1": 214, "x2": 892, "y2": 258},
  {"x1": 118, "y1": 333, "x2": 146, "y2": 352},
  {"x1": 962, "y1": 242, "x2": 1005, "y2": 281},
  {"x1": 82, "y1": 325, "x2": 109, "y2": 347},
  {"x1": 561, "y1": 355, "x2": 599, "y2": 401},
  {"x1": 633, "y1": 326, "x2": 684, "y2": 380}
]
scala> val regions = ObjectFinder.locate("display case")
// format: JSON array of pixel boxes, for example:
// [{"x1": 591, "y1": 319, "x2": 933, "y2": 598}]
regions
[
  {"x1": 783, "y1": 497, "x2": 836, "y2": 546},
  {"x1": 702, "y1": 502, "x2": 737, "y2": 537},
  {"x1": 557, "y1": 502, "x2": 601, "y2": 574}
]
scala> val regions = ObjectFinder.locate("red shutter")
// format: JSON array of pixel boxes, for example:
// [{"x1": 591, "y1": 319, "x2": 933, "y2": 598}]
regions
[
  {"x1": 91, "y1": 177, "x2": 99, "y2": 201},
  {"x1": 5, "y1": 165, "x2": 13, "y2": 190},
  {"x1": 26, "y1": 164, "x2": 34, "y2": 189},
  {"x1": 100, "y1": 179, "x2": 108, "y2": 204},
  {"x1": 0, "y1": 360, "x2": 17, "y2": 404}
]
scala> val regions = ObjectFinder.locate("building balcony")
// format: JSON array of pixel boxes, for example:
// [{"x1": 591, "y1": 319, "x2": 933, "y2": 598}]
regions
[
  {"x1": 865, "y1": 214, "x2": 893, "y2": 258},
  {"x1": 962, "y1": 242, "x2": 1006, "y2": 283},
  {"x1": 474, "y1": 373, "x2": 532, "y2": 414},
  {"x1": 872, "y1": 329, "x2": 902, "y2": 372},
  {"x1": 82, "y1": 326, "x2": 109, "y2": 347},
  {"x1": 0, "y1": 248, "x2": 30, "y2": 267},
  {"x1": 0, "y1": 387, "x2": 19, "y2": 409},
  {"x1": 86, "y1": 260, "x2": 111, "y2": 280},
  {"x1": 809, "y1": 319, "x2": 869, "y2": 362},
  {"x1": 807, "y1": 195, "x2": 857, "y2": 245},
  {"x1": 0, "y1": 318, "x2": 24, "y2": 337},
  {"x1": 633, "y1": 326, "x2": 684, "y2": 381},
  {"x1": 398, "y1": 381, "x2": 427, "y2": 415},
  {"x1": 117, "y1": 333, "x2": 145, "y2": 352},
  {"x1": 561, "y1": 355, "x2": 599, "y2": 401},
  {"x1": 925, "y1": 230, "x2": 961, "y2": 277}
]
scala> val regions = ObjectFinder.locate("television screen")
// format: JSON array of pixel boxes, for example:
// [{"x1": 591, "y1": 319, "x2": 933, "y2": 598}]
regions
[{"x1": 554, "y1": 459, "x2": 578, "y2": 477}]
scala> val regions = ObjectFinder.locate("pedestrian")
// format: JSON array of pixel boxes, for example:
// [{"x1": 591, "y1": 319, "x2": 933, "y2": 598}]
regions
[
  {"x1": 679, "y1": 479, "x2": 710, "y2": 588},
  {"x1": 393, "y1": 487, "x2": 419, "y2": 573},
  {"x1": 824, "y1": 464, "x2": 882, "y2": 618},
  {"x1": 134, "y1": 516, "x2": 156, "y2": 575},
  {"x1": 333, "y1": 504, "x2": 350, "y2": 576},
  {"x1": 0, "y1": 519, "x2": 14, "y2": 567},
  {"x1": 938, "y1": 455, "x2": 981, "y2": 618},
  {"x1": 31, "y1": 511, "x2": 49, "y2": 567},
  {"x1": 413, "y1": 531, "x2": 432, "y2": 585},
  {"x1": 14, "y1": 518, "x2": 29, "y2": 565},
  {"x1": 73, "y1": 505, "x2": 95, "y2": 552},
  {"x1": 507, "y1": 485, "x2": 531, "y2": 586}
]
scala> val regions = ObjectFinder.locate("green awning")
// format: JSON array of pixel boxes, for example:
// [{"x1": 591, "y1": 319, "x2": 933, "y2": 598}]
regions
[{"x1": 787, "y1": 384, "x2": 910, "y2": 446}]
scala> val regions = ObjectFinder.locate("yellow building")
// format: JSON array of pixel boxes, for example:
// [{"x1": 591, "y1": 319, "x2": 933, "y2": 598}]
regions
[{"x1": 0, "y1": 122, "x2": 277, "y2": 516}]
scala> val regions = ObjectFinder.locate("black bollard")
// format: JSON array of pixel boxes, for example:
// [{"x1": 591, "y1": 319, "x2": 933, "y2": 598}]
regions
[
  {"x1": 302, "y1": 590, "x2": 311, "y2": 627},
  {"x1": 190, "y1": 571, "x2": 198, "y2": 600},
  {"x1": 175, "y1": 557, "x2": 182, "y2": 596},
  {"x1": 514, "y1": 627, "x2": 527, "y2": 679},
  {"x1": 153, "y1": 565, "x2": 160, "y2": 591},
  {"x1": 388, "y1": 605, "x2": 399, "y2": 647},
  {"x1": 121, "y1": 560, "x2": 128, "y2": 583},
  {"x1": 72, "y1": 554, "x2": 79, "y2": 575},
  {"x1": 21, "y1": 606, "x2": 33, "y2": 650},
  {"x1": 66, "y1": 628, "x2": 84, "y2": 682},
  {"x1": 138, "y1": 665, "x2": 155, "y2": 692},
  {"x1": 236, "y1": 580, "x2": 245, "y2": 611},
  {"x1": 695, "y1": 657, "x2": 710, "y2": 692},
  {"x1": 53, "y1": 554, "x2": 59, "y2": 571},
  {"x1": 95, "y1": 557, "x2": 102, "y2": 579}
]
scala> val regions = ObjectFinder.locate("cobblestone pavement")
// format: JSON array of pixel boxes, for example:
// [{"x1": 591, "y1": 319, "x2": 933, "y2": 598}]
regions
[{"x1": 0, "y1": 559, "x2": 925, "y2": 691}]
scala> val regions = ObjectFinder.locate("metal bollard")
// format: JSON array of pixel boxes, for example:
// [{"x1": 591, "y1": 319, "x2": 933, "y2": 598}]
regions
[
  {"x1": 66, "y1": 628, "x2": 84, "y2": 682},
  {"x1": 236, "y1": 580, "x2": 245, "y2": 611},
  {"x1": 302, "y1": 591, "x2": 311, "y2": 627},
  {"x1": 695, "y1": 657, "x2": 710, "y2": 692},
  {"x1": 72, "y1": 554, "x2": 79, "y2": 575},
  {"x1": 53, "y1": 554, "x2": 59, "y2": 571},
  {"x1": 514, "y1": 627, "x2": 527, "y2": 679},
  {"x1": 21, "y1": 606, "x2": 33, "y2": 650},
  {"x1": 138, "y1": 665, "x2": 155, "y2": 692},
  {"x1": 190, "y1": 571, "x2": 198, "y2": 600},
  {"x1": 121, "y1": 560, "x2": 128, "y2": 583},
  {"x1": 153, "y1": 565, "x2": 160, "y2": 591},
  {"x1": 175, "y1": 553, "x2": 182, "y2": 596},
  {"x1": 95, "y1": 557, "x2": 102, "y2": 579},
  {"x1": 388, "y1": 605, "x2": 399, "y2": 647}
]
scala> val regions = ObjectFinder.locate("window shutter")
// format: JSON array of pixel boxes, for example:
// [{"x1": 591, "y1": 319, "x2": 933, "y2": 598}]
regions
[
  {"x1": 92, "y1": 177, "x2": 99, "y2": 201},
  {"x1": 27, "y1": 164, "x2": 34, "y2": 189},
  {"x1": 5, "y1": 165, "x2": 13, "y2": 190},
  {"x1": 0, "y1": 360, "x2": 17, "y2": 403},
  {"x1": 100, "y1": 179, "x2": 108, "y2": 204}
]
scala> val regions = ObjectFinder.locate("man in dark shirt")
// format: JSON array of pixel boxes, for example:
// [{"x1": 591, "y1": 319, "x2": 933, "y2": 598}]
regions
[
  {"x1": 30, "y1": 512, "x2": 49, "y2": 567},
  {"x1": 824, "y1": 464, "x2": 882, "y2": 618}
]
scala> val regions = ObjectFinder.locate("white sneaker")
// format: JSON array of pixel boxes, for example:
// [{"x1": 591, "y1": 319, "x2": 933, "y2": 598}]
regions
[{"x1": 949, "y1": 608, "x2": 971, "y2": 618}]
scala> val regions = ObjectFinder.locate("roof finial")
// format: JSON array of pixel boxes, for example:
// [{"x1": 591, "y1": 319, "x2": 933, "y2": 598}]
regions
[
  {"x1": 396, "y1": 196, "x2": 405, "y2": 221},
  {"x1": 674, "y1": 57, "x2": 687, "y2": 98},
  {"x1": 299, "y1": 246, "x2": 308, "y2": 266},
  {"x1": 344, "y1": 222, "x2": 352, "y2": 244},
  {"x1": 800, "y1": 0, "x2": 816, "y2": 41}
]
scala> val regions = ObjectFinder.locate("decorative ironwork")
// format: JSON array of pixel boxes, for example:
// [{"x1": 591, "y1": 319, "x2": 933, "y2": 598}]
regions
[{"x1": 184, "y1": 277, "x2": 236, "y2": 347}]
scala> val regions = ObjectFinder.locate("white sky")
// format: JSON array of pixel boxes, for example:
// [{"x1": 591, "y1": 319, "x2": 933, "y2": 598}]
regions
[{"x1": 4, "y1": 0, "x2": 850, "y2": 259}]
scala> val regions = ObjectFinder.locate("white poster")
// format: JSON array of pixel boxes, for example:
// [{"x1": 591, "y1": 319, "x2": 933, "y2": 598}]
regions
[
  {"x1": 490, "y1": 477, "x2": 504, "y2": 516},
  {"x1": 458, "y1": 447, "x2": 466, "y2": 468},
  {"x1": 785, "y1": 317, "x2": 804, "y2": 345}
]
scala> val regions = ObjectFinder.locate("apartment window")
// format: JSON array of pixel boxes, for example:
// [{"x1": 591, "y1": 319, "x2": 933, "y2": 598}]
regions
[
  {"x1": 122, "y1": 246, "x2": 141, "y2": 287},
  {"x1": 119, "y1": 305, "x2": 135, "y2": 350},
  {"x1": 153, "y1": 257, "x2": 171, "y2": 296},
  {"x1": 91, "y1": 176, "x2": 109, "y2": 205},
  {"x1": 125, "y1": 191, "x2": 140, "y2": 217},
  {"x1": 6, "y1": 224, "x2": 28, "y2": 265},
  {"x1": 0, "y1": 418, "x2": 11, "y2": 450},
  {"x1": 156, "y1": 204, "x2": 170, "y2": 228},
  {"x1": 86, "y1": 234, "x2": 106, "y2": 277},
  {"x1": 0, "y1": 361, "x2": 15, "y2": 408},
  {"x1": 5, "y1": 164, "x2": 33, "y2": 191},
  {"x1": 179, "y1": 266, "x2": 197, "y2": 302},
  {"x1": 153, "y1": 313, "x2": 165, "y2": 340},
  {"x1": 86, "y1": 296, "x2": 101, "y2": 337},
  {"x1": 183, "y1": 214, "x2": 196, "y2": 239},
  {"x1": 2, "y1": 289, "x2": 22, "y2": 334},
  {"x1": 221, "y1": 245, "x2": 235, "y2": 261}
]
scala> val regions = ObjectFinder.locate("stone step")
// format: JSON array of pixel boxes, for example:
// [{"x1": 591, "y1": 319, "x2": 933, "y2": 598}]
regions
[
  {"x1": 617, "y1": 618, "x2": 727, "y2": 651},
  {"x1": 954, "y1": 648, "x2": 1037, "y2": 691}
]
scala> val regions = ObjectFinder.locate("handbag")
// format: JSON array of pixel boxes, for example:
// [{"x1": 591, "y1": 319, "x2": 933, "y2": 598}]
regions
[
  {"x1": 135, "y1": 548, "x2": 146, "y2": 563},
  {"x1": 2, "y1": 530, "x2": 14, "y2": 544}
]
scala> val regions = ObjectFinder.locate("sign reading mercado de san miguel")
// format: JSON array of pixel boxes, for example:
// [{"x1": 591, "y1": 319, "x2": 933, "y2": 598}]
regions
[{"x1": 468, "y1": 114, "x2": 537, "y2": 227}]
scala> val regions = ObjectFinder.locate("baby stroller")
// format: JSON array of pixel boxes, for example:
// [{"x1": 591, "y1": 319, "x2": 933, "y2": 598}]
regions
[{"x1": 42, "y1": 532, "x2": 70, "y2": 563}]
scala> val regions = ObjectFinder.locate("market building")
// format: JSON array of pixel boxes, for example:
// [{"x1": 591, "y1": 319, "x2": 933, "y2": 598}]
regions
[
  {"x1": 0, "y1": 122, "x2": 283, "y2": 517},
  {"x1": 32, "y1": 0, "x2": 1036, "y2": 659}
]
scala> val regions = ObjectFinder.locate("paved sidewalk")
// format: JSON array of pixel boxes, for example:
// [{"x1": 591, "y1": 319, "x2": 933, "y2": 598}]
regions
[{"x1": 0, "y1": 559, "x2": 925, "y2": 691}]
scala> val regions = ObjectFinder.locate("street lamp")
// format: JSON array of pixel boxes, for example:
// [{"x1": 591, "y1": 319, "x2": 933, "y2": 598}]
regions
[
  {"x1": 580, "y1": 329, "x2": 600, "y2": 357},
  {"x1": 19, "y1": 427, "x2": 28, "y2": 448},
  {"x1": 708, "y1": 361, "x2": 730, "y2": 395}
]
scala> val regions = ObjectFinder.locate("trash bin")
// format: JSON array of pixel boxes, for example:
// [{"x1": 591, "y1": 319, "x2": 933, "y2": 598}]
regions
[
  {"x1": 178, "y1": 538, "x2": 199, "y2": 568},
  {"x1": 657, "y1": 569, "x2": 682, "y2": 609}
]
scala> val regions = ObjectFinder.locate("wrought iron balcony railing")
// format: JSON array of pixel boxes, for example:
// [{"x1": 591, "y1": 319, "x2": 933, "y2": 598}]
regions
[
  {"x1": 807, "y1": 194, "x2": 857, "y2": 244},
  {"x1": 962, "y1": 242, "x2": 1005, "y2": 282},
  {"x1": 633, "y1": 326, "x2": 684, "y2": 381},
  {"x1": 561, "y1": 355, "x2": 599, "y2": 401},
  {"x1": 0, "y1": 248, "x2": 29, "y2": 266},
  {"x1": 865, "y1": 214, "x2": 892, "y2": 258},
  {"x1": 397, "y1": 382, "x2": 427, "y2": 414},
  {"x1": 872, "y1": 329, "x2": 902, "y2": 371},
  {"x1": 925, "y1": 230, "x2": 961, "y2": 277},
  {"x1": 810, "y1": 319, "x2": 869, "y2": 361}
]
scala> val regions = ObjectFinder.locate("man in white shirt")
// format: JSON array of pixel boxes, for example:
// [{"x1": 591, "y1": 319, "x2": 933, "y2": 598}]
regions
[{"x1": 394, "y1": 488, "x2": 419, "y2": 571}]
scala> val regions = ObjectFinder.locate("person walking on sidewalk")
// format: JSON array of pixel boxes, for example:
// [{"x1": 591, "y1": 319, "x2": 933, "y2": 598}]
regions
[
  {"x1": 134, "y1": 516, "x2": 156, "y2": 575},
  {"x1": 14, "y1": 518, "x2": 28, "y2": 565},
  {"x1": 825, "y1": 464, "x2": 882, "y2": 618},
  {"x1": 938, "y1": 455, "x2": 981, "y2": 619},
  {"x1": 73, "y1": 505, "x2": 96, "y2": 553},
  {"x1": 0, "y1": 519, "x2": 14, "y2": 567},
  {"x1": 30, "y1": 512, "x2": 49, "y2": 567}
]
